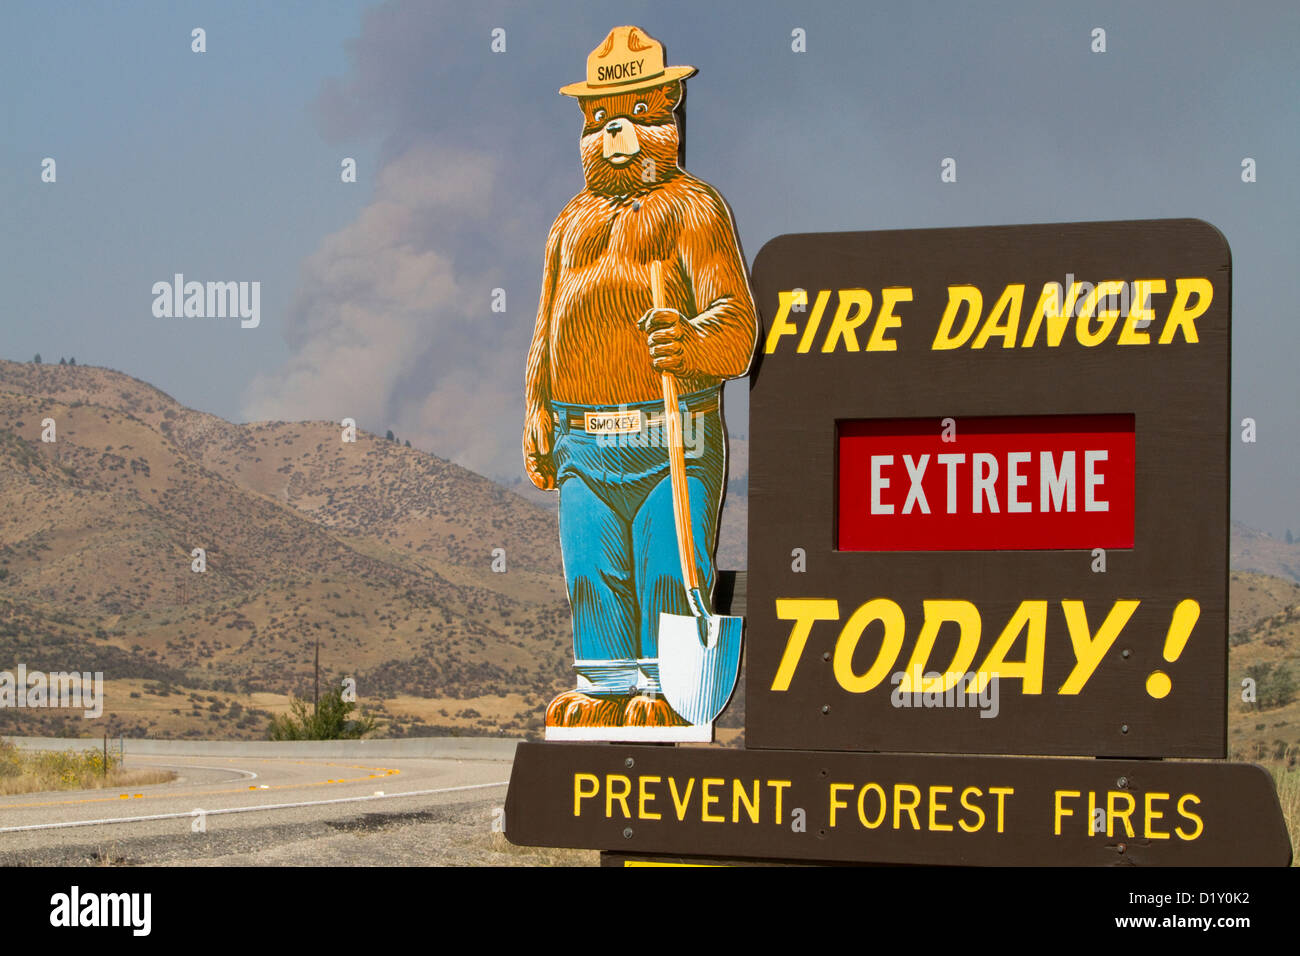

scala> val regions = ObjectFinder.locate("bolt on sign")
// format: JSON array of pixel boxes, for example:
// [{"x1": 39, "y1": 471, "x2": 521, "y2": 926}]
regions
[{"x1": 746, "y1": 219, "x2": 1229, "y2": 757}]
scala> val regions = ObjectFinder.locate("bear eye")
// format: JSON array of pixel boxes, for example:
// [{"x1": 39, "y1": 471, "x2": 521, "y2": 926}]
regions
[
  {"x1": 592, "y1": 108, "x2": 607, "y2": 123},
  {"x1": 633, "y1": 102, "x2": 648, "y2": 115}
]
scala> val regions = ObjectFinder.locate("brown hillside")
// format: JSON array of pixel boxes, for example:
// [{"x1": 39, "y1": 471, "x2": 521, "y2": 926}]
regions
[
  {"x1": 0, "y1": 359, "x2": 571, "y2": 739},
  {"x1": 1232, "y1": 521, "x2": 1300, "y2": 584},
  {"x1": 1227, "y1": 572, "x2": 1300, "y2": 765}
]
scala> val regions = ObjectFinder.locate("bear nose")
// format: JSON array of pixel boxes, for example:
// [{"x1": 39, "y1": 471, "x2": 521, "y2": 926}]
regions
[{"x1": 604, "y1": 119, "x2": 622, "y2": 135}]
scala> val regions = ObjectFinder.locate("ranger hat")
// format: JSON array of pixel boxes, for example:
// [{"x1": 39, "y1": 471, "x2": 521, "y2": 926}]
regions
[{"x1": 559, "y1": 25, "x2": 696, "y2": 97}]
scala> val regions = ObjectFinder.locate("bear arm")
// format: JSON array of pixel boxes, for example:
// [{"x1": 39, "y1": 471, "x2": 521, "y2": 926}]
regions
[
  {"x1": 525, "y1": 216, "x2": 565, "y2": 412},
  {"x1": 677, "y1": 193, "x2": 758, "y2": 380}
]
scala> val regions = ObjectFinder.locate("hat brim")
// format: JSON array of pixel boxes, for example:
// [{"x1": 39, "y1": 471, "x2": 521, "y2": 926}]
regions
[{"x1": 559, "y1": 65, "x2": 696, "y2": 98}]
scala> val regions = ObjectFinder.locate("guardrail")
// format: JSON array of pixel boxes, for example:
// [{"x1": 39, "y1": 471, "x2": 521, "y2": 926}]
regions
[{"x1": 1, "y1": 736, "x2": 523, "y2": 760}]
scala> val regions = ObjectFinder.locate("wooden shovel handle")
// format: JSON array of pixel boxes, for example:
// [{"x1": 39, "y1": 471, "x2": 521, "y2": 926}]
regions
[{"x1": 652, "y1": 260, "x2": 700, "y2": 594}]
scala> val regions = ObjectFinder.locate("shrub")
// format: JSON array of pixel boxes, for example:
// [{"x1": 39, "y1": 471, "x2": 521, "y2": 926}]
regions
[
  {"x1": 267, "y1": 686, "x2": 377, "y2": 740},
  {"x1": 0, "y1": 739, "x2": 21, "y2": 777}
]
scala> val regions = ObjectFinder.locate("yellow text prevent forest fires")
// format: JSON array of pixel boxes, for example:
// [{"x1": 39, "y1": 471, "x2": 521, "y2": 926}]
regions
[{"x1": 570, "y1": 773, "x2": 1205, "y2": 840}]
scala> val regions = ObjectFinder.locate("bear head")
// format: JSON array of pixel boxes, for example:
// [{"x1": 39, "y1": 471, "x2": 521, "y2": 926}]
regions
[{"x1": 577, "y1": 80, "x2": 682, "y2": 198}]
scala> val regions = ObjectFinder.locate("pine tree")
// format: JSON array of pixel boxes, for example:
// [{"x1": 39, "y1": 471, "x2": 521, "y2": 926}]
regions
[
  {"x1": 385, "y1": 429, "x2": 395, "y2": 442},
  {"x1": 1268, "y1": 665, "x2": 1298, "y2": 709},
  {"x1": 33, "y1": 354, "x2": 41, "y2": 364},
  {"x1": 404, "y1": 439, "x2": 411, "y2": 447}
]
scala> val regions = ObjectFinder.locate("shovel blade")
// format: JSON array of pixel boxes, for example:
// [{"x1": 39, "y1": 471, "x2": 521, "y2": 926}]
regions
[{"x1": 657, "y1": 611, "x2": 744, "y2": 726}]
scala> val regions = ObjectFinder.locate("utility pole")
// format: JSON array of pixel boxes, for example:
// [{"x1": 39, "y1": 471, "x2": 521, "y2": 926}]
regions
[{"x1": 313, "y1": 638, "x2": 320, "y2": 717}]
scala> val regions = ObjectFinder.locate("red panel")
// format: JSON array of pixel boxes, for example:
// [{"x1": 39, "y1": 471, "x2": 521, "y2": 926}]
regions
[{"x1": 837, "y1": 415, "x2": 1135, "y2": 551}]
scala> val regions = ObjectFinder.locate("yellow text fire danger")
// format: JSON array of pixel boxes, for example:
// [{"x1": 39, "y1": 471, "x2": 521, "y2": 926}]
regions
[{"x1": 763, "y1": 278, "x2": 1213, "y2": 353}]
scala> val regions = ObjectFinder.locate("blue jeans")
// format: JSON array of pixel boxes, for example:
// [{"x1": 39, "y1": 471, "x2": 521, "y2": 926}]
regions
[{"x1": 551, "y1": 388, "x2": 725, "y2": 697}]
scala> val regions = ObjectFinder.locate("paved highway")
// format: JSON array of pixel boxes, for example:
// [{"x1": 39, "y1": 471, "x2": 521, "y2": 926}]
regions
[{"x1": 0, "y1": 746, "x2": 589, "y2": 866}]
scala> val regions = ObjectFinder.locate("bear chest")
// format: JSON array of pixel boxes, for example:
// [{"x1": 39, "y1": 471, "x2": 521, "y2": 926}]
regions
[{"x1": 561, "y1": 195, "x2": 676, "y2": 271}]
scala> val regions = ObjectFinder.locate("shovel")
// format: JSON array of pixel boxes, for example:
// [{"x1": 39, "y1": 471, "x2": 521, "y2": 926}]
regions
[{"x1": 649, "y1": 259, "x2": 744, "y2": 727}]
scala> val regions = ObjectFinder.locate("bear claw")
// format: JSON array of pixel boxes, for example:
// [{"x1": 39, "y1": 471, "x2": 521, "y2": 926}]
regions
[
  {"x1": 545, "y1": 690, "x2": 627, "y2": 728},
  {"x1": 622, "y1": 694, "x2": 689, "y2": 727}
]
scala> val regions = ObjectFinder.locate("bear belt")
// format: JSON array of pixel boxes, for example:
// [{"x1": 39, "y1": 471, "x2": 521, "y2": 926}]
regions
[{"x1": 552, "y1": 389, "x2": 719, "y2": 434}]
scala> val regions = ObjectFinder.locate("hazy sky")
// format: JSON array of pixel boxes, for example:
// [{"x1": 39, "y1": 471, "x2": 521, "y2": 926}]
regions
[{"x1": 3, "y1": 0, "x2": 1297, "y2": 535}]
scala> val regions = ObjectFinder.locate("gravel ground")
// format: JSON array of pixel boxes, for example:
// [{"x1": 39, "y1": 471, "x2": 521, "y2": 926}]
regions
[{"x1": 0, "y1": 796, "x2": 597, "y2": 867}]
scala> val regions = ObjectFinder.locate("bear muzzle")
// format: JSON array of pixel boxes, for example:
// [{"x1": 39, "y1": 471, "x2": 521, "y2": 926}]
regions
[{"x1": 602, "y1": 120, "x2": 641, "y2": 164}]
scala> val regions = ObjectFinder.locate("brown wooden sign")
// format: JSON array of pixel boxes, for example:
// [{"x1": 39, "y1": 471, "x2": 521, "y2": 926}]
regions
[
  {"x1": 505, "y1": 742, "x2": 1291, "y2": 866},
  {"x1": 745, "y1": 219, "x2": 1230, "y2": 757}
]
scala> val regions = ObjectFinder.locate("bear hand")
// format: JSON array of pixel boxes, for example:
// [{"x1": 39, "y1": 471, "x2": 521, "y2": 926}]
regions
[
  {"x1": 638, "y1": 307, "x2": 701, "y2": 375},
  {"x1": 522, "y1": 405, "x2": 556, "y2": 491}
]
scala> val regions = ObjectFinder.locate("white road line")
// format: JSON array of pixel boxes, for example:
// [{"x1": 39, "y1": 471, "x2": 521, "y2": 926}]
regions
[
  {"x1": 133, "y1": 761, "x2": 259, "y2": 781},
  {"x1": 0, "y1": 780, "x2": 510, "y2": 834}
]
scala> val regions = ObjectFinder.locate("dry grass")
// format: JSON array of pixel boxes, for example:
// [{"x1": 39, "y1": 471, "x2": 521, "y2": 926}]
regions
[
  {"x1": 487, "y1": 830, "x2": 599, "y2": 866},
  {"x1": 0, "y1": 739, "x2": 174, "y2": 795},
  {"x1": 1272, "y1": 766, "x2": 1299, "y2": 866}
]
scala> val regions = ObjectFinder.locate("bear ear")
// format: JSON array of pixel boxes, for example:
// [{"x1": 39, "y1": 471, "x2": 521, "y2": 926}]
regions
[{"x1": 659, "y1": 81, "x2": 682, "y2": 108}]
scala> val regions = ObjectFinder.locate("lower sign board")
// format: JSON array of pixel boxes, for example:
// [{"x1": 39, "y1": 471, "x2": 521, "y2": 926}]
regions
[{"x1": 504, "y1": 742, "x2": 1291, "y2": 866}]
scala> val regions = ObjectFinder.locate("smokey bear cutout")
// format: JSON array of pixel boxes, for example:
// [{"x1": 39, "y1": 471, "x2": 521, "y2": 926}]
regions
[{"x1": 524, "y1": 26, "x2": 757, "y2": 740}]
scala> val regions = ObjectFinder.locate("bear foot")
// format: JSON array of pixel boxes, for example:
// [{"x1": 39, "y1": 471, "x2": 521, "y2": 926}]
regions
[
  {"x1": 546, "y1": 690, "x2": 627, "y2": 728},
  {"x1": 622, "y1": 694, "x2": 689, "y2": 727}
]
